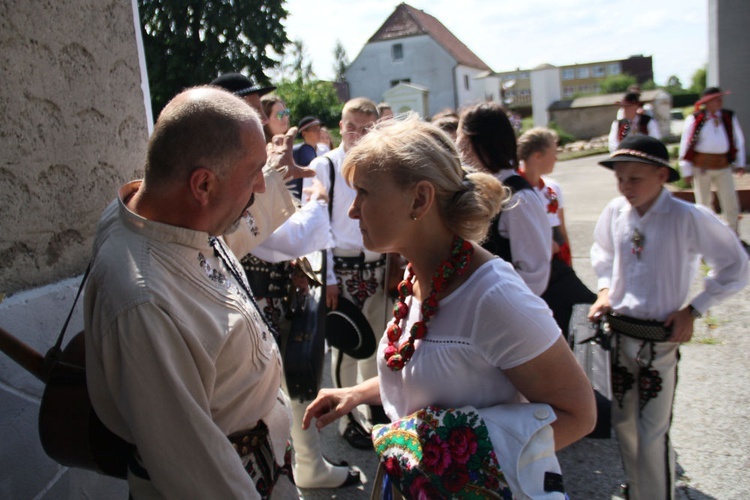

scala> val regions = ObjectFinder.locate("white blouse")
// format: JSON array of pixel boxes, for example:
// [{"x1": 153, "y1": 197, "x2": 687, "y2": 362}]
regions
[{"x1": 377, "y1": 258, "x2": 560, "y2": 420}]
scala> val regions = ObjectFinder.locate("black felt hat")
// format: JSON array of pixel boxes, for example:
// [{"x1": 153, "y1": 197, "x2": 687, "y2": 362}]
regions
[
  {"x1": 297, "y1": 116, "x2": 321, "y2": 133},
  {"x1": 615, "y1": 92, "x2": 643, "y2": 106},
  {"x1": 326, "y1": 297, "x2": 376, "y2": 359},
  {"x1": 599, "y1": 135, "x2": 680, "y2": 182},
  {"x1": 210, "y1": 72, "x2": 276, "y2": 97}
]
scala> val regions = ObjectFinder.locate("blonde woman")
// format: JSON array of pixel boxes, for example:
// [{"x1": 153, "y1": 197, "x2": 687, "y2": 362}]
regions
[{"x1": 304, "y1": 115, "x2": 595, "y2": 498}]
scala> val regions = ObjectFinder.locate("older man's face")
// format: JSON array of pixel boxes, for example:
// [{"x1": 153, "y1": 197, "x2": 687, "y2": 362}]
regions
[{"x1": 214, "y1": 121, "x2": 267, "y2": 235}]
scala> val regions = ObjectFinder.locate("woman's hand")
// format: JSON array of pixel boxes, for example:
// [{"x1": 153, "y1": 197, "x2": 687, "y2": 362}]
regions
[
  {"x1": 302, "y1": 388, "x2": 357, "y2": 431},
  {"x1": 302, "y1": 378, "x2": 382, "y2": 431}
]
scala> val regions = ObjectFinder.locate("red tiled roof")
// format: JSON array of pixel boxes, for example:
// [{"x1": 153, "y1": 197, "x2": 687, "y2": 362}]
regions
[{"x1": 368, "y1": 3, "x2": 491, "y2": 71}]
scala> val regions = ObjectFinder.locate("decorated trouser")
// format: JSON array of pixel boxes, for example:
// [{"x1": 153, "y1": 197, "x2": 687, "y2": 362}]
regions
[
  {"x1": 611, "y1": 334, "x2": 679, "y2": 500},
  {"x1": 332, "y1": 253, "x2": 389, "y2": 433},
  {"x1": 694, "y1": 167, "x2": 739, "y2": 233}
]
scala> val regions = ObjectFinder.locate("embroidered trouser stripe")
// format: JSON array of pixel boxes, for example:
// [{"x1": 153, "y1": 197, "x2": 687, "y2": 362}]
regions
[{"x1": 611, "y1": 335, "x2": 678, "y2": 500}]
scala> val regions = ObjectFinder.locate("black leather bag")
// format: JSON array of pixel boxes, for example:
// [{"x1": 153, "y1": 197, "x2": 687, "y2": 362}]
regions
[{"x1": 283, "y1": 252, "x2": 327, "y2": 402}]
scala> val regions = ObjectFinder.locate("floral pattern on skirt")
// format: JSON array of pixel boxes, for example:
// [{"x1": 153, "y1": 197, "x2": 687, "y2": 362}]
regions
[{"x1": 372, "y1": 406, "x2": 512, "y2": 499}]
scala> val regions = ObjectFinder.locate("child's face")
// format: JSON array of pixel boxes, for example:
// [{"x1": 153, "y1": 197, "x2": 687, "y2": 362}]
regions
[
  {"x1": 537, "y1": 144, "x2": 558, "y2": 175},
  {"x1": 614, "y1": 161, "x2": 668, "y2": 216}
]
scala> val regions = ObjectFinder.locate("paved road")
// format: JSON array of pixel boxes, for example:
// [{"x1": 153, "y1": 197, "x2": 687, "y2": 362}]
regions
[{"x1": 299, "y1": 153, "x2": 750, "y2": 499}]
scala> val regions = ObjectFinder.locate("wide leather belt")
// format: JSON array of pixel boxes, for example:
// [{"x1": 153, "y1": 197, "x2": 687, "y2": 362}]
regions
[
  {"x1": 606, "y1": 313, "x2": 671, "y2": 342},
  {"x1": 333, "y1": 254, "x2": 386, "y2": 271}
]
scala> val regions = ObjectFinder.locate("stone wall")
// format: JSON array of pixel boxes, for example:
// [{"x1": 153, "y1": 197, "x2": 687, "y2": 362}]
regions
[
  {"x1": 0, "y1": 0, "x2": 149, "y2": 497},
  {"x1": 0, "y1": 0, "x2": 149, "y2": 293}
]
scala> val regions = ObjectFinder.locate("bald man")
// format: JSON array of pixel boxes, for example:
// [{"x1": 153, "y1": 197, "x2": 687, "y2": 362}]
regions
[{"x1": 85, "y1": 87, "x2": 305, "y2": 498}]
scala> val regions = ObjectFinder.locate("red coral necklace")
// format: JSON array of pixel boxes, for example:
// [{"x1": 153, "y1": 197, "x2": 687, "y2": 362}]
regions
[{"x1": 384, "y1": 235, "x2": 474, "y2": 371}]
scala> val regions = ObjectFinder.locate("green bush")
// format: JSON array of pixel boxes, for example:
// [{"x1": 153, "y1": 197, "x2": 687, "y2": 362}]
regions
[
  {"x1": 275, "y1": 79, "x2": 343, "y2": 128},
  {"x1": 547, "y1": 121, "x2": 576, "y2": 145}
]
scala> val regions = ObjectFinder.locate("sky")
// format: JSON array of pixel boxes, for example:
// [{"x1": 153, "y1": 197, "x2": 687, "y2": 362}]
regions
[{"x1": 281, "y1": 0, "x2": 708, "y2": 87}]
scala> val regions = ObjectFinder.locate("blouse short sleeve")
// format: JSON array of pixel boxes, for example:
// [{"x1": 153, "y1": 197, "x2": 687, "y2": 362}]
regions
[{"x1": 472, "y1": 262, "x2": 560, "y2": 369}]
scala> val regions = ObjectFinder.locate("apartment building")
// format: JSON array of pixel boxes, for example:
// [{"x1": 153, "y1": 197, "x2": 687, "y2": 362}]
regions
[{"x1": 498, "y1": 55, "x2": 654, "y2": 106}]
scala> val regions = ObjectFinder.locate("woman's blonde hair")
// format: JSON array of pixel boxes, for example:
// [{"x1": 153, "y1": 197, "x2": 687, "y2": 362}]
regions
[
  {"x1": 342, "y1": 113, "x2": 508, "y2": 242},
  {"x1": 517, "y1": 127, "x2": 559, "y2": 161}
]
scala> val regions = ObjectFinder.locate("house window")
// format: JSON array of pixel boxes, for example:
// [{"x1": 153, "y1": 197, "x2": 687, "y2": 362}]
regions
[
  {"x1": 392, "y1": 43, "x2": 403, "y2": 61},
  {"x1": 464, "y1": 75, "x2": 470, "y2": 90},
  {"x1": 519, "y1": 71, "x2": 530, "y2": 79},
  {"x1": 563, "y1": 86, "x2": 575, "y2": 98},
  {"x1": 520, "y1": 89, "x2": 531, "y2": 96},
  {"x1": 390, "y1": 78, "x2": 410, "y2": 87},
  {"x1": 608, "y1": 63, "x2": 621, "y2": 75},
  {"x1": 593, "y1": 65, "x2": 606, "y2": 77},
  {"x1": 562, "y1": 68, "x2": 575, "y2": 80},
  {"x1": 576, "y1": 67, "x2": 590, "y2": 78}
]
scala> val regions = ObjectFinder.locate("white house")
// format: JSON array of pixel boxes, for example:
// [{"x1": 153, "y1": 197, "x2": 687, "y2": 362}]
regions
[{"x1": 345, "y1": 3, "x2": 500, "y2": 118}]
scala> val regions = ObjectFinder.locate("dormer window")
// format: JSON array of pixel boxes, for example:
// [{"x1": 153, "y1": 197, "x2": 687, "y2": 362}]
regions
[{"x1": 392, "y1": 43, "x2": 403, "y2": 61}]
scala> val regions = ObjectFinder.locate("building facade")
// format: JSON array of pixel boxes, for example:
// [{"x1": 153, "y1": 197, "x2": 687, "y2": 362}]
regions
[
  {"x1": 498, "y1": 55, "x2": 654, "y2": 106},
  {"x1": 345, "y1": 3, "x2": 500, "y2": 117}
]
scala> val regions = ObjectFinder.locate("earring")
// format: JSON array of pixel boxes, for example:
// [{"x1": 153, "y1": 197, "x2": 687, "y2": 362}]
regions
[{"x1": 410, "y1": 215, "x2": 418, "y2": 221}]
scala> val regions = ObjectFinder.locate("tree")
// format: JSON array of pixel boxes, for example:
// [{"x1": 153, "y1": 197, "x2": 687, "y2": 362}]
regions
[
  {"x1": 333, "y1": 40, "x2": 349, "y2": 82},
  {"x1": 666, "y1": 75, "x2": 682, "y2": 90},
  {"x1": 284, "y1": 39, "x2": 315, "y2": 83},
  {"x1": 138, "y1": 0, "x2": 290, "y2": 115},
  {"x1": 689, "y1": 66, "x2": 707, "y2": 94},
  {"x1": 275, "y1": 79, "x2": 343, "y2": 128},
  {"x1": 599, "y1": 74, "x2": 637, "y2": 94}
]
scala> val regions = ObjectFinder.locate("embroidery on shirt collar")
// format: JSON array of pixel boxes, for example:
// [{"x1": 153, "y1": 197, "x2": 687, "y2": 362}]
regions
[
  {"x1": 198, "y1": 251, "x2": 249, "y2": 302},
  {"x1": 242, "y1": 211, "x2": 259, "y2": 237},
  {"x1": 631, "y1": 228, "x2": 644, "y2": 259}
]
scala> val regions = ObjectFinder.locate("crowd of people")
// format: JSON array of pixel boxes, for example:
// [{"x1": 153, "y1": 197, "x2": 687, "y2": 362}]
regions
[{"x1": 82, "y1": 72, "x2": 747, "y2": 500}]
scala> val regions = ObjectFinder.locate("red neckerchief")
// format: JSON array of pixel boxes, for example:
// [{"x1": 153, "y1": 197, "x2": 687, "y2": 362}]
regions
[{"x1": 520, "y1": 171, "x2": 558, "y2": 214}]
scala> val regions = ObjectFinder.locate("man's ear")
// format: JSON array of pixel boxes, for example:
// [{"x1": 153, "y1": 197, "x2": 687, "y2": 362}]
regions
[
  {"x1": 189, "y1": 167, "x2": 217, "y2": 206},
  {"x1": 411, "y1": 180, "x2": 435, "y2": 219}
]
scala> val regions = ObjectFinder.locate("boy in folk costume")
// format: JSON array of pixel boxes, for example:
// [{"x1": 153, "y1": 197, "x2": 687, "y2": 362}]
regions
[
  {"x1": 588, "y1": 135, "x2": 748, "y2": 500},
  {"x1": 608, "y1": 92, "x2": 661, "y2": 153},
  {"x1": 679, "y1": 86, "x2": 747, "y2": 233},
  {"x1": 608, "y1": 91, "x2": 660, "y2": 152},
  {"x1": 305, "y1": 98, "x2": 389, "y2": 449}
]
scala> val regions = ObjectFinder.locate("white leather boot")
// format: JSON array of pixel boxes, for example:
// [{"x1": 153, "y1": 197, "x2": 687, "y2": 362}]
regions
[{"x1": 290, "y1": 397, "x2": 360, "y2": 489}]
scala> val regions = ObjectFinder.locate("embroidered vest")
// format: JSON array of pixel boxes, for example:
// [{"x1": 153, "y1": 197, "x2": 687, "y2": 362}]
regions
[
  {"x1": 617, "y1": 114, "x2": 652, "y2": 142},
  {"x1": 683, "y1": 109, "x2": 737, "y2": 163},
  {"x1": 482, "y1": 174, "x2": 533, "y2": 262}
]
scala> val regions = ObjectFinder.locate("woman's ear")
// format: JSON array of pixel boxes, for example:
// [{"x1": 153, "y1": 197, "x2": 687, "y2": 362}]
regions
[{"x1": 411, "y1": 180, "x2": 435, "y2": 219}]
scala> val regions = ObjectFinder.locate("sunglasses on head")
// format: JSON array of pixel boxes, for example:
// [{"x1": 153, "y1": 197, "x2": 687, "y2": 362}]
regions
[{"x1": 275, "y1": 108, "x2": 291, "y2": 119}]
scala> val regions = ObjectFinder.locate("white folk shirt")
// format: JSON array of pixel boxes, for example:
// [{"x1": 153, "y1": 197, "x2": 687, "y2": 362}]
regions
[
  {"x1": 608, "y1": 115, "x2": 661, "y2": 153},
  {"x1": 306, "y1": 146, "x2": 381, "y2": 284},
  {"x1": 678, "y1": 111, "x2": 747, "y2": 176},
  {"x1": 591, "y1": 188, "x2": 748, "y2": 320},
  {"x1": 249, "y1": 198, "x2": 332, "y2": 263},
  {"x1": 495, "y1": 169, "x2": 552, "y2": 296},
  {"x1": 85, "y1": 170, "x2": 296, "y2": 499}
]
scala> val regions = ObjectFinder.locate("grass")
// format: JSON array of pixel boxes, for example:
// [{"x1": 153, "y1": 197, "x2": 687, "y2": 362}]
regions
[{"x1": 689, "y1": 311, "x2": 724, "y2": 345}]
